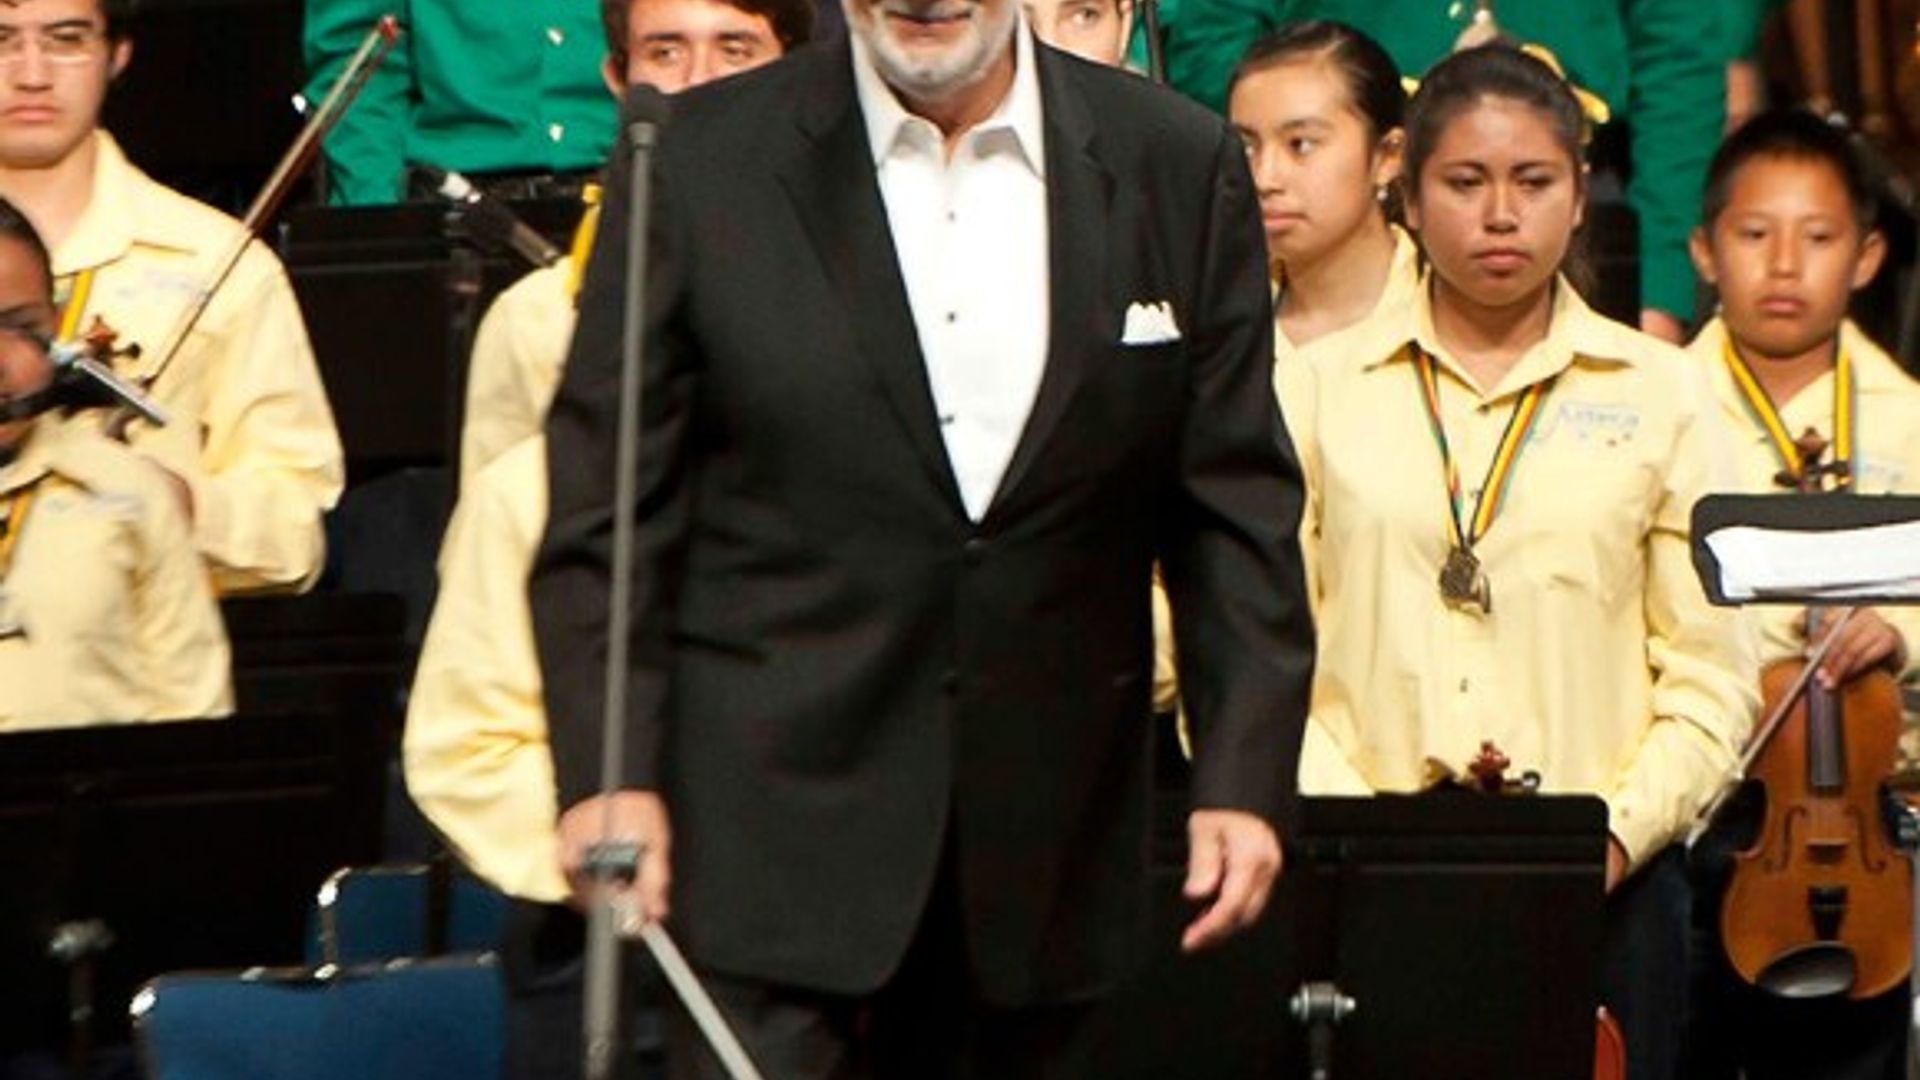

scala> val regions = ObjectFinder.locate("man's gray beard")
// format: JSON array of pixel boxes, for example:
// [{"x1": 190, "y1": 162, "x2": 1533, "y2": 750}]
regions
[{"x1": 859, "y1": 2, "x2": 1017, "y2": 103}]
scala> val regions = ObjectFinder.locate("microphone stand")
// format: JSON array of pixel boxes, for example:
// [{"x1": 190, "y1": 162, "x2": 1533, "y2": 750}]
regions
[
  {"x1": 579, "y1": 99, "x2": 766, "y2": 1080},
  {"x1": 1138, "y1": 0, "x2": 1165, "y2": 84}
]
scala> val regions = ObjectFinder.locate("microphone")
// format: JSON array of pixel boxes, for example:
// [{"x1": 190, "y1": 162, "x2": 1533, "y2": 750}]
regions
[
  {"x1": 48, "y1": 341, "x2": 170, "y2": 428},
  {"x1": 422, "y1": 166, "x2": 565, "y2": 269}
]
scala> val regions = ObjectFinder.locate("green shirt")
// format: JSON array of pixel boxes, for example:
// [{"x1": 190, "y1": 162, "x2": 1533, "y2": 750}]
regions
[
  {"x1": 1143, "y1": 0, "x2": 1727, "y2": 321},
  {"x1": 303, "y1": 1, "x2": 618, "y2": 206}
]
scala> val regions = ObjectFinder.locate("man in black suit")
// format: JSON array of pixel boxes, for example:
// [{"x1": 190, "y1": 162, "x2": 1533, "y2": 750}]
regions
[{"x1": 530, "y1": 0, "x2": 1314, "y2": 1070}]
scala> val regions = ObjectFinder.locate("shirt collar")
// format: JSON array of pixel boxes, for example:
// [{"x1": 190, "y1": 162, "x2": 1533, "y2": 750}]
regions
[
  {"x1": 1696, "y1": 315, "x2": 1913, "y2": 403},
  {"x1": 53, "y1": 131, "x2": 195, "y2": 278},
  {"x1": 849, "y1": 14, "x2": 1046, "y2": 178},
  {"x1": 1363, "y1": 273, "x2": 1638, "y2": 392}
]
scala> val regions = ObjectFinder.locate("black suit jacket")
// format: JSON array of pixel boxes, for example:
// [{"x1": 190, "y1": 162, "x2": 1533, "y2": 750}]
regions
[{"x1": 531, "y1": 37, "x2": 1314, "y2": 1006}]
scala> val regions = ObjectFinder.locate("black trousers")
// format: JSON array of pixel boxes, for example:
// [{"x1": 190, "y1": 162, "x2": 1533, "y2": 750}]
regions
[
  {"x1": 1599, "y1": 847, "x2": 1692, "y2": 1080},
  {"x1": 505, "y1": 860, "x2": 1094, "y2": 1080},
  {"x1": 666, "y1": 851, "x2": 1093, "y2": 1080},
  {"x1": 501, "y1": 901, "x2": 667, "y2": 1080}
]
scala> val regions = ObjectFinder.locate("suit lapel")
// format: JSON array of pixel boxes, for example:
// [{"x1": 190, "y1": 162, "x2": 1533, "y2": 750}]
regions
[
  {"x1": 985, "y1": 47, "x2": 1112, "y2": 526},
  {"x1": 776, "y1": 44, "x2": 966, "y2": 516}
]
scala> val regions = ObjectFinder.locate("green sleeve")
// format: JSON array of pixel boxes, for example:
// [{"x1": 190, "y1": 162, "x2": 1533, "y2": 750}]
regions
[
  {"x1": 1622, "y1": 0, "x2": 1725, "y2": 321},
  {"x1": 303, "y1": 0, "x2": 415, "y2": 206},
  {"x1": 1155, "y1": 0, "x2": 1289, "y2": 114}
]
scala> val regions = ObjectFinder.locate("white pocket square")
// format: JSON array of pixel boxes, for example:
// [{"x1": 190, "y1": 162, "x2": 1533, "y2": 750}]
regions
[{"x1": 1120, "y1": 300, "x2": 1181, "y2": 346}]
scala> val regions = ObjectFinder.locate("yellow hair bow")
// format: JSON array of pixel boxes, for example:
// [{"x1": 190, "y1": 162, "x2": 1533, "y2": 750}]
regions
[{"x1": 1400, "y1": 42, "x2": 1612, "y2": 129}]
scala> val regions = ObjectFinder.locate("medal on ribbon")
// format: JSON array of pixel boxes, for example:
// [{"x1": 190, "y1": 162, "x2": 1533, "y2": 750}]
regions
[
  {"x1": 1411, "y1": 344, "x2": 1553, "y2": 615},
  {"x1": 1721, "y1": 337, "x2": 1854, "y2": 492}
]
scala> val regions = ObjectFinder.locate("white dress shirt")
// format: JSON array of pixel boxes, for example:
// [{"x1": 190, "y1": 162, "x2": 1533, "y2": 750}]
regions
[{"x1": 851, "y1": 24, "x2": 1050, "y2": 521}]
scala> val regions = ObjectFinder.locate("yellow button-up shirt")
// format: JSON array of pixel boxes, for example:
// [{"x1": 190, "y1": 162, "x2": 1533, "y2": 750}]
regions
[
  {"x1": 405, "y1": 435, "x2": 566, "y2": 902},
  {"x1": 459, "y1": 262, "x2": 574, "y2": 493},
  {"x1": 1155, "y1": 228, "x2": 1421, "y2": 716},
  {"x1": 1689, "y1": 317, "x2": 1920, "y2": 680},
  {"x1": 0, "y1": 415, "x2": 232, "y2": 730},
  {"x1": 458, "y1": 197, "x2": 598, "y2": 492},
  {"x1": 1281, "y1": 279, "x2": 1759, "y2": 867},
  {"x1": 1275, "y1": 225, "x2": 1422, "y2": 367},
  {"x1": 56, "y1": 133, "x2": 344, "y2": 595}
]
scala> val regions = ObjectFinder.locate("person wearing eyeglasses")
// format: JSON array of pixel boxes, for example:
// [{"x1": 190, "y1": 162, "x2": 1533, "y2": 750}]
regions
[
  {"x1": 0, "y1": 0, "x2": 343, "y2": 597},
  {"x1": 0, "y1": 191, "x2": 229, "y2": 734}
]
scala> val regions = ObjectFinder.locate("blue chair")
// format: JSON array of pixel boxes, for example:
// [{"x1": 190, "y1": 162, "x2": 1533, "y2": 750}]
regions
[
  {"x1": 133, "y1": 956, "x2": 504, "y2": 1080},
  {"x1": 307, "y1": 863, "x2": 511, "y2": 966}
]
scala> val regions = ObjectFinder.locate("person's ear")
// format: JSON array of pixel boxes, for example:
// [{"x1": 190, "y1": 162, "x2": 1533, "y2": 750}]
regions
[
  {"x1": 1688, "y1": 226, "x2": 1719, "y2": 287},
  {"x1": 107, "y1": 38, "x2": 131, "y2": 81},
  {"x1": 603, "y1": 56, "x2": 625, "y2": 98},
  {"x1": 1569, "y1": 161, "x2": 1589, "y2": 233},
  {"x1": 1852, "y1": 228, "x2": 1888, "y2": 291},
  {"x1": 1372, "y1": 128, "x2": 1404, "y2": 191}
]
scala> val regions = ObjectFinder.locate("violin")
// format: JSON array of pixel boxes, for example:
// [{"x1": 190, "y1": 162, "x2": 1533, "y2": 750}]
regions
[{"x1": 1719, "y1": 429, "x2": 1912, "y2": 999}]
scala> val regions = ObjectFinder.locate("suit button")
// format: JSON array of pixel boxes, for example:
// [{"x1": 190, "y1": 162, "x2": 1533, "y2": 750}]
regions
[
  {"x1": 963, "y1": 538, "x2": 986, "y2": 566},
  {"x1": 941, "y1": 670, "x2": 959, "y2": 695}
]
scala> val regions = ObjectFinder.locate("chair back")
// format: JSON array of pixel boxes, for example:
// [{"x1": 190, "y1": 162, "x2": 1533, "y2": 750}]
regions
[
  {"x1": 309, "y1": 862, "x2": 510, "y2": 966},
  {"x1": 135, "y1": 956, "x2": 504, "y2": 1080}
]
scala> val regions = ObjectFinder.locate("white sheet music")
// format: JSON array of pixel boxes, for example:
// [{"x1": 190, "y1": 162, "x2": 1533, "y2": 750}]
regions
[{"x1": 1706, "y1": 520, "x2": 1920, "y2": 601}]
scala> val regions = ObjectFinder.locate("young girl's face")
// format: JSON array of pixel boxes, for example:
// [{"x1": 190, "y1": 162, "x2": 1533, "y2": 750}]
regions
[
  {"x1": 1231, "y1": 57, "x2": 1399, "y2": 272},
  {"x1": 1406, "y1": 94, "x2": 1582, "y2": 311}
]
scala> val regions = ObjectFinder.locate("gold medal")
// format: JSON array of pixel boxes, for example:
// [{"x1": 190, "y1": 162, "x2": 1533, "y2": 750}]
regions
[
  {"x1": 1439, "y1": 546, "x2": 1491, "y2": 613},
  {"x1": 1412, "y1": 345, "x2": 1549, "y2": 620}
]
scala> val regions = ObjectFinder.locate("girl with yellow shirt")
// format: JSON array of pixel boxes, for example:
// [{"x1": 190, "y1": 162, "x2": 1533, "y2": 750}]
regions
[
  {"x1": 1280, "y1": 45, "x2": 1757, "y2": 1080},
  {"x1": 0, "y1": 197, "x2": 230, "y2": 729},
  {"x1": 1228, "y1": 20, "x2": 1418, "y2": 364}
]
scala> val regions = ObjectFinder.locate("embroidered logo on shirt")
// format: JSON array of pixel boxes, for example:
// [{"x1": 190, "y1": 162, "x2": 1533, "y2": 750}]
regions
[{"x1": 1532, "y1": 402, "x2": 1641, "y2": 446}]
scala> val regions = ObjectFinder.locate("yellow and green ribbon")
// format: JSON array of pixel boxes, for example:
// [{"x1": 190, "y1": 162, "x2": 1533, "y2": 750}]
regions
[
  {"x1": 1721, "y1": 337, "x2": 1853, "y2": 489},
  {"x1": 53, "y1": 268, "x2": 95, "y2": 341},
  {"x1": 1412, "y1": 344, "x2": 1554, "y2": 552}
]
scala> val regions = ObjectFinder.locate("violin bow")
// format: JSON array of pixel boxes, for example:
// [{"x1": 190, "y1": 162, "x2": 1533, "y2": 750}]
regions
[
  {"x1": 1687, "y1": 606, "x2": 1862, "y2": 842},
  {"x1": 106, "y1": 15, "x2": 402, "y2": 437}
]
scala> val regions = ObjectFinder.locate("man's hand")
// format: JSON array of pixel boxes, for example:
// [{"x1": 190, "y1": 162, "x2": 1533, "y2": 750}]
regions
[
  {"x1": 557, "y1": 790, "x2": 673, "y2": 924},
  {"x1": 1804, "y1": 607, "x2": 1907, "y2": 688},
  {"x1": 1181, "y1": 809, "x2": 1283, "y2": 953}
]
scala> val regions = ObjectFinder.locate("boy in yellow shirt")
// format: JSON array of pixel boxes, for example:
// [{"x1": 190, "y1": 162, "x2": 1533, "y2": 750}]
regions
[
  {"x1": 1685, "y1": 107, "x2": 1920, "y2": 1080},
  {"x1": 0, "y1": 0, "x2": 344, "y2": 595}
]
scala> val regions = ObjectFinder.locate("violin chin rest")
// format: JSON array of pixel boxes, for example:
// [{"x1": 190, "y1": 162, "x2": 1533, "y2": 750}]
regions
[{"x1": 1757, "y1": 944, "x2": 1858, "y2": 999}]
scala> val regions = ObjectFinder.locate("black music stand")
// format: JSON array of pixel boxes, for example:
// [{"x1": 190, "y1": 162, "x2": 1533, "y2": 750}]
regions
[
  {"x1": 0, "y1": 710, "x2": 387, "y2": 1071},
  {"x1": 1086, "y1": 791, "x2": 1609, "y2": 1079},
  {"x1": 281, "y1": 200, "x2": 582, "y2": 477},
  {"x1": 1689, "y1": 493, "x2": 1920, "y2": 1068},
  {"x1": 1287, "y1": 794, "x2": 1610, "y2": 1080}
]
